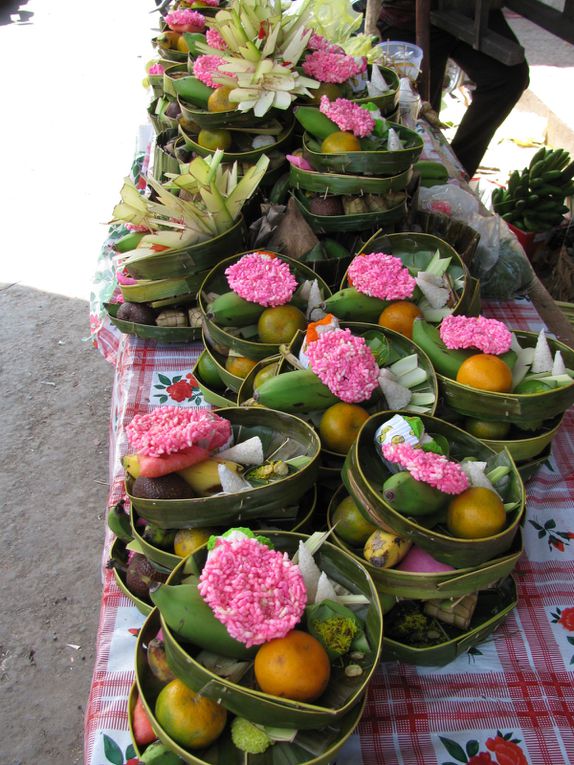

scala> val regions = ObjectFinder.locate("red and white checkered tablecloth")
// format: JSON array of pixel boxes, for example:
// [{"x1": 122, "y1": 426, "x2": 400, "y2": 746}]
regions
[{"x1": 85, "y1": 292, "x2": 574, "y2": 765}]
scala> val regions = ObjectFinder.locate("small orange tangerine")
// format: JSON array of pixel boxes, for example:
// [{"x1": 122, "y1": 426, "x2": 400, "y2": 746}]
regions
[
  {"x1": 257, "y1": 305, "x2": 306, "y2": 345},
  {"x1": 254, "y1": 630, "x2": 331, "y2": 702},
  {"x1": 321, "y1": 131, "x2": 361, "y2": 153},
  {"x1": 319, "y1": 402, "x2": 370, "y2": 454},
  {"x1": 155, "y1": 678, "x2": 227, "y2": 749},
  {"x1": 378, "y1": 301, "x2": 423, "y2": 339},
  {"x1": 225, "y1": 355, "x2": 257, "y2": 378},
  {"x1": 446, "y1": 487, "x2": 507, "y2": 539},
  {"x1": 456, "y1": 353, "x2": 512, "y2": 393}
]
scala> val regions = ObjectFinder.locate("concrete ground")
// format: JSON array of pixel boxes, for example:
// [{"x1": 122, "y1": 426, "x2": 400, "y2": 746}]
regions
[{"x1": 0, "y1": 1, "x2": 572, "y2": 762}]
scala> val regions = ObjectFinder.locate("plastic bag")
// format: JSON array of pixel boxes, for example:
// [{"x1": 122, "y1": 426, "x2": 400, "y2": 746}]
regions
[{"x1": 418, "y1": 184, "x2": 480, "y2": 219}]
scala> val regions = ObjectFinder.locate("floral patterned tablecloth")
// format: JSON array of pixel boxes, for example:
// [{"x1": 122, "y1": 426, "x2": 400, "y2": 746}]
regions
[{"x1": 86, "y1": 131, "x2": 574, "y2": 765}]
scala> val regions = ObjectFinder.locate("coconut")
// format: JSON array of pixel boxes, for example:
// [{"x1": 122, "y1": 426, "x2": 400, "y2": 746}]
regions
[
  {"x1": 314, "y1": 571, "x2": 338, "y2": 604},
  {"x1": 460, "y1": 460, "x2": 496, "y2": 492},
  {"x1": 309, "y1": 196, "x2": 344, "y2": 216},
  {"x1": 415, "y1": 272, "x2": 449, "y2": 309},
  {"x1": 297, "y1": 540, "x2": 322, "y2": 603},
  {"x1": 218, "y1": 464, "x2": 251, "y2": 493},
  {"x1": 368, "y1": 64, "x2": 390, "y2": 94},
  {"x1": 531, "y1": 330, "x2": 553, "y2": 373},
  {"x1": 218, "y1": 436, "x2": 264, "y2": 466},
  {"x1": 552, "y1": 350, "x2": 567, "y2": 376},
  {"x1": 378, "y1": 368, "x2": 412, "y2": 410},
  {"x1": 252, "y1": 135, "x2": 276, "y2": 149},
  {"x1": 387, "y1": 127, "x2": 403, "y2": 151}
]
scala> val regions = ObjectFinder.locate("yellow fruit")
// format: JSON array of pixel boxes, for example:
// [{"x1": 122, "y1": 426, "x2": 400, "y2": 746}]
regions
[
  {"x1": 173, "y1": 528, "x2": 214, "y2": 557},
  {"x1": 309, "y1": 82, "x2": 344, "y2": 104},
  {"x1": 225, "y1": 355, "x2": 258, "y2": 378},
  {"x1": 207, "y1": 86, "x2": 237, "y2": 113},
  {"x1": 321, "y1": 131, "x2": 361, "y2": 153},
  {"x1": 464, "y1": 418, "x2": 511, "y2": 440},
  {"x1": 159, "y1": 31, "x2": 180, "y2": 50},
  {"x1": 332, "y1": 495, "x2": 377, "y2": 546},
  {"x1": 176, "y1": 34, "x2": 190, "y2": 53},
  {"x1": 378, "y1": 301, "x2": 423, "y2": 339},
  {"x1": 446, "y1": 487, "x2": 507, "y2": 539},
  {"x1": 319, "y1": 402, "x2": 370, "y2": 454},
  {"x1": 456, "y1": 354, "x2": 513, "y2": 393},
  {"x1": 253, "y1": 362, "x2": 279, "y2": 390},
  {"x1": 197, "y1": 128, "x2": 232, "y2": 152},
  {"x1": 178, "y1": 459, "x2": 241, "y2": 495},
  {"x1": 155, "y1": 678, "x2": 226, "y2": 749},
  {"x1": 123, "y1": 454, "x2": 141, "y2": 479},
  {"x1": 254, "y1": 630, "x2": 331, "y2": 702},
  {"x1": 257, "y1": 305, "x2": 307, "y2": 344}
]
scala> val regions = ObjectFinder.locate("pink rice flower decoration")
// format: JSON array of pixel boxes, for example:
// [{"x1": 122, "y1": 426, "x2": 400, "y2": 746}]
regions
[
  {"x1": 303, "y1": 50, "x2": 364, "y2": 84},
  {"x1": 439, "y1": 315, "x2": 512, "y2": 355},
  {"x1": 116, "y1": 269, "x2": 138, "y2": 286},
  {"x1": 126, "y1": 407, "x2": 231, "y2": 457},
  {"x1": 192, "y1": 55, "x2": 233, "y2": 88},
  {"x1": 286, "y1": 153, "x2": 313, "y2": 171},
  {"x1": 382, "y1": 442, "x2": 469, "y2": 495},
  {"x1": 225, "y1": 252, "x2": 297, "y2": 307},
  {"x1": 307, "y1": 328, "x2": 379, "y2": 403},
  {"x1": 307, "y1": 32, "x2": 344, "y2": 54},
  {"x1": 348, "y1": 253, "x2": 416, "y2": 300},
  {"x1": 205, "y1": 27, "x2": 226, "y2": 50},
  {"x1": 165, "y1": 9, "x2": 206, "y2": 32},
  {"x1": 148, "y1": 63, "x2": 165, "y2": 76},
  {"x1": 198, "y1": 536, "x2": 307, "y2": 647},
  {"x1": 319, "y1": 96, "x2": 374, "y2": 138}
]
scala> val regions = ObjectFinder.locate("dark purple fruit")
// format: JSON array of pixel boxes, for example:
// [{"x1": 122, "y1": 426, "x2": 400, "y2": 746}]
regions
[{"x1": 117, "y1": 302, "x2": 157, "y2": 325}]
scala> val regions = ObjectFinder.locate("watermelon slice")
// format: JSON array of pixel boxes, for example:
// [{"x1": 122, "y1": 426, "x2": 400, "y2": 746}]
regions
[
  {"x1": 138, "y1": 445, "x2": 210, "y2": 478},
  {"x1": 133, "y1": 693, "x2": 156, "y2": 746}
]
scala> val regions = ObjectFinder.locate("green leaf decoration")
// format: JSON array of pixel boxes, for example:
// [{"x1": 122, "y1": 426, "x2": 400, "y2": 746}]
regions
[
  {"x1": 566, "y1": 636, "x2": 574, "y2": 645},
  {"x1": 545, "y1": 519, "x2": 557, "y2": 529},
  {"x1": 158, "y1": 395, "x2": 168, "y2": 403},
  {"x1": 173, "y1": 375, "x2": 183, "y2": 382},
  {"x1": 439, "y1": 737, "x2": 468, "y2": 763},
  {"x1": 154, "y1": 384, "x2": 166, "y2": 390},
  {"x1": 158, "y1": 373, "x2": 172, "y2": 385},
  {"x1": 125, "y1": 744, "x2": 136, "y2": 759},
  {"x1": 466, "y1": 740, "x2": 479, "y2": 757},
  {"x1": 103, "y1": 734, "x2": 124, "y2": 765}
]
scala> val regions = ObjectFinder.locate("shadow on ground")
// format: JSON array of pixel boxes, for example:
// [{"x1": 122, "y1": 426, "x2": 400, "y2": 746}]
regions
[{"x1": 0, "y1": 283, "x2": 112, "y2": 764}]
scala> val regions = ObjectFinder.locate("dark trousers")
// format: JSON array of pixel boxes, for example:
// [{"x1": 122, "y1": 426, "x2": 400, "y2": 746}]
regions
[{"x1": 379, "y1": 11, "x2": 530, "y2": 177}]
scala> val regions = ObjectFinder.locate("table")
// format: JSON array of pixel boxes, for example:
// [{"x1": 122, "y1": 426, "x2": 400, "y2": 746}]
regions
[{"x1": 85, "y1": 129, "x2": 574, "y2": 765}]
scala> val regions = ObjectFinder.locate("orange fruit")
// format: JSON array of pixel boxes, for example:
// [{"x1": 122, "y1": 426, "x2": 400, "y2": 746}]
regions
[
  {"x1": 254, "y1": 630, "x2": 331, "y2": 702},
  {"x1": 155, "y1": 678, "x2": 227, "y2": 749},
  {"x1": 456, "y1": 353, "x2": 512, "y2": 393},
  {"x1": 253, "y1": 362, "x2": 279, "y2": 390},
  {"x1": 197, "y1": 128, "x2": 232, "y2": 152},
  {"x1": 225, "y1": 355, "x2": 258, "y2": 378},
  {"x1": 309, "y1": 82, "x2": 344, "y2": 104},
  {"x1": 446, "y1": 487, "x2": 506, "y2": 539},
  {"x1": 321, "y1": 131, "x2": 361, "y2": 153},
  {"x1": 257, "y1": 305, "x2": 306, "y2": 344},
  {"x1": 332, "y1": 495, "x2": 377, "y2": 546},
  {"x1": 207, "y1": 86, "x2": 237, "y2": 113},
  {"x1": 319, "y1": 402, "x2": 370, "y2": 454},
  {"x1": 173, "y1": 528, "x2": 213, "y2": 557},
  {"x1": 377, "y1": 301, "x2": 422, "y2": 339}
]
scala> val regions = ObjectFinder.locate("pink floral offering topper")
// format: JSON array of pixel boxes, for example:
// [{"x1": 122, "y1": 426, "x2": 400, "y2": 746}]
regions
[
  {"x1": 165, "y1": 9, "x2": 206, "y2": 32},
  {"x1": 192, "y1": 55, "x2": 232, "y2": 88},
  {"x1": 148, "y1": 63, "x2": 165, "y2": 76},
  {"x1": 319, "y1": 97, "x2": 374, "y2": 138},
  {"x1": 126, "y1": 407, "x2": 231, "y2": 457},
  {"x1": 198, "y1": 536, "x2": 307, "y2": 647},
  {"x1": 307, "y1": 328, "x2": 379, "y2": 402},
  {"x1": 303, "y1": 50, "x2": 365, "y2": 84},
  {"x1": 307, "y1": 32, "x2": 344, "y2": 53},
  {"x1": 382, "y1": 442, "x2": 469, "y2": 494},
  {"x1": 348, "y1": 252, "x2": 416, "y2": 300},
  {"x1": 206, "y1": 27, "x2": 227, "y2": 50},
  {"x1": 225, "y1": 252, "x2": 297, "y2": 307},
  {"x1": 439, "y1": 315, "x2": 512, "y2": 355}
]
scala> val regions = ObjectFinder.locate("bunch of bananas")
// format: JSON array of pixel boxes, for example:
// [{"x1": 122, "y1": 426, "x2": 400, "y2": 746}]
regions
[{"x1": 492, "y1": 147, "x2": 574, "y2": 233}]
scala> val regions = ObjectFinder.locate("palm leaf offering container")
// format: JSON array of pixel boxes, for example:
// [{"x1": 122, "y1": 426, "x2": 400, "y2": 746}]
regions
[
  {"x1": 327, "y1": 485, "x2": 523, "y2": 601},
  {"x1": 192, "y1": 349, "x2": 238, "y2": 407},
  {"x1": 199, "y1": 251, "x2": 332, "y2": 361},
  {"x1": 133, "y1": 608, "x2": 368, "y2": 764},
  {"x1": 342, "y1": 412, "x2": 525, "y2": 568},
  {"x1": 105, "y1": 300, "x2": 202, "y2": 344},
  {"x1": 125, "y1": 407, "x2": 321, "y2": 529},
  {"x1": 154, "y1": 530, "x2": 382, "y2": 729}
]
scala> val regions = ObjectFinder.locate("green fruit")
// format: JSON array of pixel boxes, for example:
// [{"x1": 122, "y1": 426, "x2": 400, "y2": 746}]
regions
[
  {"x1": 254, "y1": 369, "x2": 339, "y2": 412},
  {"x1": 513, "y1": 379, "x2": 554, "y2": 394},
  {"x1": 382, "y1": 471, "x2": 447, "y2": 516},
  {"x1": 411, "y1": 319, "x2": 472, "y2": 379},
  {"x1": 324, "y1": 287, "x2": 387, "y2": 323},
  {"x1": 252, "y1": 362, "x2": 279, "y2": 390},
  {"x1": 464, "y1": 418, "x2": 511, "y2": 440},
  {"x1": 208, "y1": 291, "x2": 265, "y2": 327},
  {"x1": 332, "y1": 495, "x2": 377, "y2": 546},
  {"x1": 197, "y1": 352, "x2": 225, "y2": 390}
]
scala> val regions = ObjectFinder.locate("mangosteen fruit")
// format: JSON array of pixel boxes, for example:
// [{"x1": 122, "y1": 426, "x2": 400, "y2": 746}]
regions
[
  {"x1": 308, "y1": 196, "x2": 344, "y2": 216},
  {"x1": 117, "y1": 301, "x2": 157, "y2": 325},
  {"x1": 132, "y1": 474, "x2": 195, "y2": 500}
]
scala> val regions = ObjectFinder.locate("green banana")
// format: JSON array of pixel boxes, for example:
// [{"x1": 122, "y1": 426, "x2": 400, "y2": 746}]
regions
[
  {"x1": 139, "y1": 741, "x2": 185, "y2": 764},
  {"x1": 254, "y1": 368, "x2": 339, "y2": 412},
  {"x1": 172, "y1": 75, "x2": 212, "y2": 107},
  {"x1": 107, "y1": 503, "x2": 133, "y2": 544},
  {"x1": 294, "y1": 106, "x2": 338, "y2": 140},
  {"x1": 208, "y1": 291, "x2": 265, "y2": 327},
  {"x1": 324, "y1": 287, "x2": 387, "y2": 322},
  {"x1": 115, "y1": 232, "x2": 145, "y2": 253},
  {"x1": 411, "y1": 319, "x2": 472, "y2": 379},
  {"x1": 150, "y1": 581, "x2": 257, "y2": 659},
  {"x1": 529, "y1": 147, "x2": 547, "y2": 169},
  {"x1": 382, "y1": 471, "x2": 447, "y2": 516}
]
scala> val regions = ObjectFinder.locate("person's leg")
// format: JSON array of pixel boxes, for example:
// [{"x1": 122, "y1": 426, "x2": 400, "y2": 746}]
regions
[{"x1": 448, "y1": 10, "x2": 529, "y2": 177}]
